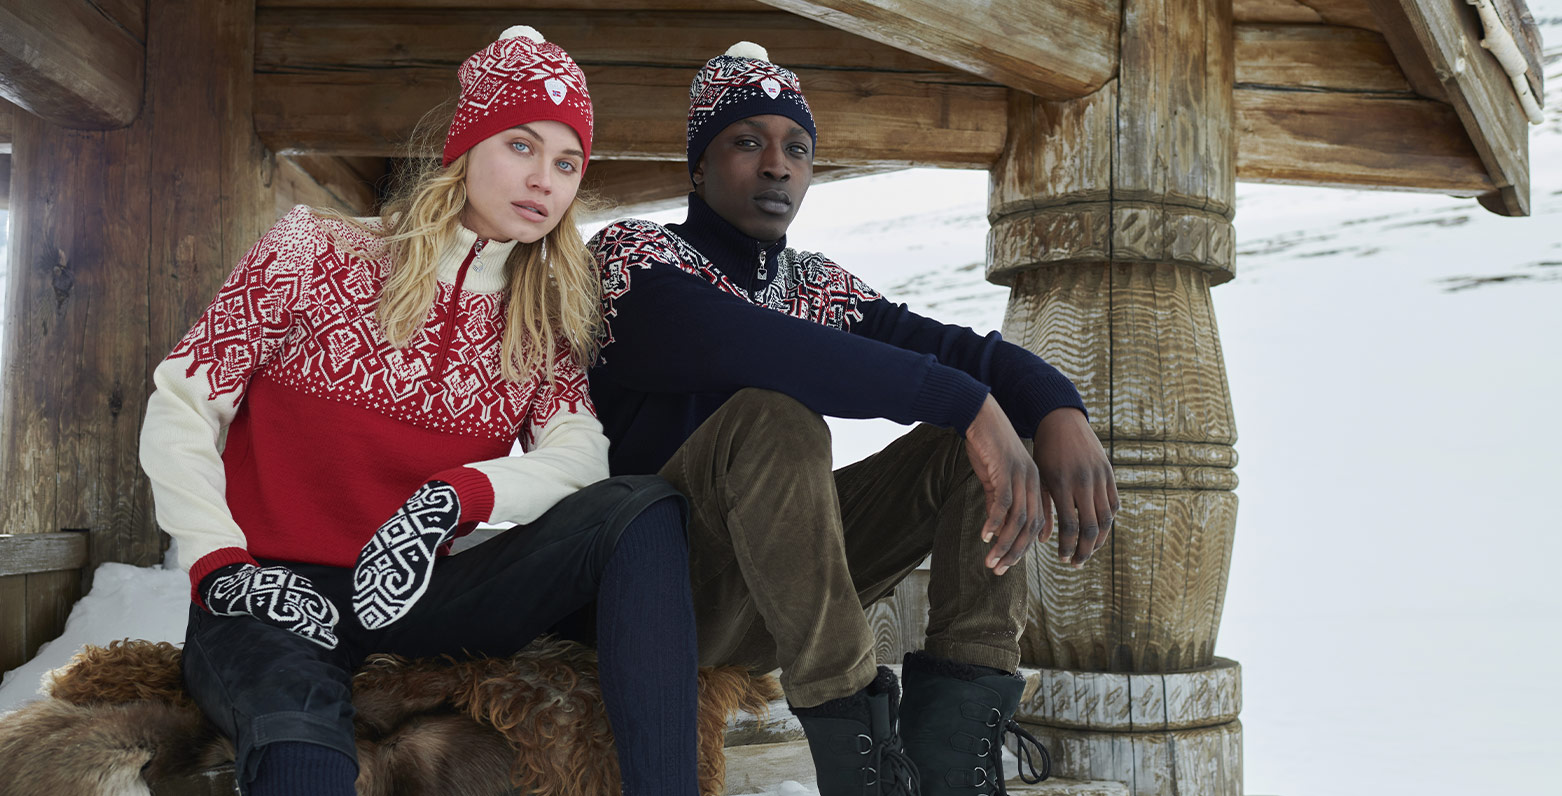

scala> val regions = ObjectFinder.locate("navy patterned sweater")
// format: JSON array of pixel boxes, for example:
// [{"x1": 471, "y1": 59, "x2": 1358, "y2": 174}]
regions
[{"x1": 586, "y1": 193, "x2": 1086, "y2": 476}]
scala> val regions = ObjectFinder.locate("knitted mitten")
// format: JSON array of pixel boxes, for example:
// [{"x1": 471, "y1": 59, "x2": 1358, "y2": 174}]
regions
[
  {"x1": 351, "y1": 481, "x2": 463, "y2": 629},
  {"x1": 201, "y1": 563, "x2": 341, "y2": 649}
]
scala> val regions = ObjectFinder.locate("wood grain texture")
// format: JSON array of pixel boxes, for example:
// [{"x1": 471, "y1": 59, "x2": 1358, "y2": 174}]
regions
[
  {"x1": 1016, "y1": 658, "x2": 1241, "y2": 731},
  {"x1": 1236, "y1": 24, "x2": 1411, "y2": 93},
  {"x1": 580, "y1": 161, "x2": 898, "y2": 222},
  {"x1": 0, "y1": 532, "x2": 89, "y2": 577},
  {"x1": 275, "y1": 154, "x2": 383, "y2": 217},
  {"x1": 92, "y1": 0, "x2": 148, "y2": 42},
  {"x1": 23, "y1": 570, "x2": 80, "y2": 662},
  {"x1": 0, "y1": 575, "x2": 26, "y2": 675},
  {"x1": 1234, "y1": 0, "x2": 1381, "y2": 29},
  {"x1": 990, "y1": 0, "x2": 1241, "y2": 678},
  {"x1": 1367, "y1": 0, "x2": 1531, "y2": 215},
  {"x1": 0, "y1": 0, "x2": 145, "y2": 129},
  {"x1": 1235, "y1": 88, "x2": 1493, "y2": 193},
  {"x1": 1022, "y1": 719, "x2": 1243, "y2": 796},
  {"x1": 252, "y1": 6, "x2": 1008, "y2": 165},
  {"x1": 259, "y1": 0, "x2": 769, "y2": 8},
  {"x1": 0, "y1": 107, "x2": 155, "y2": 577},
  {"x1": 755, "y1": 0, "x2": 1117, "y2": 99}
]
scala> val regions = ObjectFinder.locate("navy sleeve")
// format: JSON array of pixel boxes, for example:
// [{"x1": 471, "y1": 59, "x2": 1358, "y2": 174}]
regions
[
  {"x1": 596, "y1": 264, "x2": 992, "y2": 432},
  {"x1": 851, "y1": 297, "x2": 1086, "y2": 438}
]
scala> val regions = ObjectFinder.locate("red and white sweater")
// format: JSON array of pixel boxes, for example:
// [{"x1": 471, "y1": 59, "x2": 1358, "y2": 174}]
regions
[{"x1": 140, "y1": 205, "x2": 608, "y2": 598}]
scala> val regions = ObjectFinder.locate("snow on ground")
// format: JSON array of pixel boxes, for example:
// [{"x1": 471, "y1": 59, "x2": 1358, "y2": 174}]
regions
[
  {"x1": 0, "y1": 564, "x2": 188, "y2": 714},
  {"x1": 3, "y1": 12, "x2": 1560, "y2": 792}
]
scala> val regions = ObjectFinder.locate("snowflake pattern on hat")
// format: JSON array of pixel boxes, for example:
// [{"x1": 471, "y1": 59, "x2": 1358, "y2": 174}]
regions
[
  {"x1": 444, "y1": 30, "x2": 593, "y2": 167},
  {"x1": 685, "y1": 51, "x2": 815, "y2": 177}
]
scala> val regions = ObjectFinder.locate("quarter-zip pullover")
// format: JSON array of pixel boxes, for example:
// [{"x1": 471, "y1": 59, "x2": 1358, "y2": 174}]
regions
[
  {"x1": 142, "y1": 205, "x2": 608, "y2": 598},
  {"x1": 587, "y1": 193, "x2": 1086, "y2": 476}
]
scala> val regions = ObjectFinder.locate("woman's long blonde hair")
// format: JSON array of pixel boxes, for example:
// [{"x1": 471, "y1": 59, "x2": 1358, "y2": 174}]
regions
[{"x1": 320, "y1": 98, "x2": 601, "y2": 384}]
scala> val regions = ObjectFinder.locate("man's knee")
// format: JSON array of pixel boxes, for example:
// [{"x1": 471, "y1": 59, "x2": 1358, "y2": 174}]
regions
[{"x1": 717, "y1": 388, "x2": 831, "y2": 464}]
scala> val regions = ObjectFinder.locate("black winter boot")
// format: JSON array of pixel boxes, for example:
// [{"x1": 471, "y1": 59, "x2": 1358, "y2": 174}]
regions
[
  {"x1": 899, "y1": 651, "x2": 1051, "y2": 796},
  {"x1": 793, "y1": 666, "x2": 921, "y2": 796}
]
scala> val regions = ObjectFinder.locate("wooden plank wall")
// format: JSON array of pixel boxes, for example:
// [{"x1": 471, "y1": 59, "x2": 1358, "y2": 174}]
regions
[{"x1": 0, "y1": 0, "x2": 278, "y2": 677}]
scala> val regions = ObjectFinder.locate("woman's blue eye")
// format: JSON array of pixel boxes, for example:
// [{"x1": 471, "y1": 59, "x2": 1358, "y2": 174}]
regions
[
  {"x1": 511, "y1": 141, "x2": 531, "y2": 154},
  {"x1": 556, "y1": 160, "x2": 576, "y2": 173}
]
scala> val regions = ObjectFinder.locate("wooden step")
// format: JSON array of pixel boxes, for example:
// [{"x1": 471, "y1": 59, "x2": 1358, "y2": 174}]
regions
[{"x1": 723, "y1": 737, "x2": 1130, "y2": 796}]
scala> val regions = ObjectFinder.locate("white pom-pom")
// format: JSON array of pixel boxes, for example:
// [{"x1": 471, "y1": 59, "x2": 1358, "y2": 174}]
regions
[
  {"x1": 500, "y1": 25, "x2": 545, "y2": 43},
  {"x1": 725, "y1": 41, "x2": 769, "y2": 61}
]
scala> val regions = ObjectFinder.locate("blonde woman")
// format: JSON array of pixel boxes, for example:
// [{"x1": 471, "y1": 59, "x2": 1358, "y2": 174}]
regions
[{"x1": 139, "y1": 27, "x2": 697, "y2": 796}]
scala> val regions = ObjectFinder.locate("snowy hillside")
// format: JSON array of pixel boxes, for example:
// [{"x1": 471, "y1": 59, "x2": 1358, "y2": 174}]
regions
[{"x1": 3, "y1": 12, "x2": 1559, "y2": 796}]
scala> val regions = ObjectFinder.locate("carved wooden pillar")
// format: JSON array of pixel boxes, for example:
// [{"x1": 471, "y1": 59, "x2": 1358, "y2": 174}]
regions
[{"x1": 989, "y1": 0, "x2": 1241, "y2": 791}]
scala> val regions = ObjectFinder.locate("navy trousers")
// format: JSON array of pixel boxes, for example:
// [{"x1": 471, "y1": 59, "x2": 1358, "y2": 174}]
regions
[{"x1": 181, "y1": 475, "x2": 685, "y2": 790}]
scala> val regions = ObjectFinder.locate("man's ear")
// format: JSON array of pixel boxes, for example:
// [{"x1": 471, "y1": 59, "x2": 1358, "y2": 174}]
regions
[{"x1": 691, "y1": 159, "x2": 705, "y2": 190}]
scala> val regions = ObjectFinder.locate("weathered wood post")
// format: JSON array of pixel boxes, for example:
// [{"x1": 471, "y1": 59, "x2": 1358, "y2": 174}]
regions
[
  {"x1": 988, "y1": 0, "x2": 1242, "y2": 791},
  {"x1": 0, "y1": 0, "x2": 275, "y2": 674}
]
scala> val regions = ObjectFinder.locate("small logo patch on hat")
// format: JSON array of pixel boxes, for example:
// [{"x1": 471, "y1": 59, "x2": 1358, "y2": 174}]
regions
[
  {"x1": 544, "y1": 77, "x2": 567, "y2": 104},
  {"x1": 759, "y1": 77, "x2": 781, "y2": 99}
]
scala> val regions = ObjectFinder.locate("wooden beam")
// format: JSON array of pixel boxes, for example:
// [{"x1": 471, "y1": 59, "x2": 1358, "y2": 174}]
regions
[
  {"x1": 1368, "y1": 0, "x2": 1531, "y2": 215},
  {"x1": 1236, "y1": 89, "x2": 1492, "y2": 193},
  {"x1": 580, "y1": 160, "x2": 900, "y2": 221},
  {"x1": 275, "y1": 154, "x2": 386, "y2": 217},
  {"x1": 254, "y1": 9, "x2": 1006, "y2": 166},
  {"x1": 754, "y1": 0, "x2": 1117, "y2": 98},
  {"x1": 0, "y1": 532, "x2": 88, "y2": 577},
  {"x1": 0, "y1": 99, "x2": 12, "y2": 153},
  {"x1": 0, "y1": 153, "x2": 9, "y2": 210},
  {"x1": 260, "y1": 0, "x2": 769, "y2": 7},
  {"x1": 0, "y1": 0, "x2": 145, "y2": 129},
  {"x1": 1234, "y1": 0, "x2": 1383, "y2": 30},
  {"x1": 1236, "y1": 24, "x2": 1412, "y2": 93}
]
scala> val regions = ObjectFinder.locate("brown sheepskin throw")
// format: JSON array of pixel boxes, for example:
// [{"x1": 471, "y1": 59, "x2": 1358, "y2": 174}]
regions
[{"x1": 0, "y1": 637, "x2": 780, "y2": 796}]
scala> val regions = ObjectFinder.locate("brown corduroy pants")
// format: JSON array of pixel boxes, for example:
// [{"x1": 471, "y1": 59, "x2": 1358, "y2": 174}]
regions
[{"x1": 657, "y1": 388, "x2": 1027, "y2": 708}]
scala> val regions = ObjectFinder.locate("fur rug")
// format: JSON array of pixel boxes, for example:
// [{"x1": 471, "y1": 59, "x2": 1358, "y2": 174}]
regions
[{"x1": 0, "y1": 637, "x2": 780, "y2": 796}]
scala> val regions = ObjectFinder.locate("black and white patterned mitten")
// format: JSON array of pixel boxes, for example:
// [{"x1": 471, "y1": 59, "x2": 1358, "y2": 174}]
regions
[
  {"x1": 352, "y1": 481, "x2": 463, "y2": 630},
  {"x1": 202, "y1": 564, "x2": 341, "y2": 649}
]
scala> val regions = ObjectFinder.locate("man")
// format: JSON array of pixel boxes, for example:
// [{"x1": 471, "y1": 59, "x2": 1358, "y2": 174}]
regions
[{"x1": 587, "y1": 42, "x2": 1118, "y2": 796}]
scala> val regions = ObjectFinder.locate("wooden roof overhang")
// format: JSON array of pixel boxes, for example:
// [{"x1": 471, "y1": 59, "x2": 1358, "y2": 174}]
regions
[{"x1": 0, "y1": 0, "x2": 1544, "y2": 217}]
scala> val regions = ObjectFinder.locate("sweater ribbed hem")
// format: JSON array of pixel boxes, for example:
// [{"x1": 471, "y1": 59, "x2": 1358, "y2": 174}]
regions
[
  {"x1": 429, "y1": 467, "x2": 495, "y2": 524},
  {"x1": 1012, "y1": 372, "x2": 1088, "y2": 438},
  {"x1": 910, "y1": 365, "x2": 991, "y2": 435},
  {"x1": 189, "y1": 547, "x2": 259, "y2": 608}
]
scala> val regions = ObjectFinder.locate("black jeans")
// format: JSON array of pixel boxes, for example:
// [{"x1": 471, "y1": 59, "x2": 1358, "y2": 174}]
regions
[{"x1": 181, "y1": 475, "x2": 683, "y2": 789}]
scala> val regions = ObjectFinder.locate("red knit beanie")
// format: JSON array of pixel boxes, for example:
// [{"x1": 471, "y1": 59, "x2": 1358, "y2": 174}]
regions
[{"x1": 442, "y1": 25, "x2": 593, "y2": 169}]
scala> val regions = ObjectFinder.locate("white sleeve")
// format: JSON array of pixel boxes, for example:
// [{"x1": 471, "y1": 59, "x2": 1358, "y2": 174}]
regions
[{"x1": 139, "y1": 205, "x2": 321, "y2": 575}]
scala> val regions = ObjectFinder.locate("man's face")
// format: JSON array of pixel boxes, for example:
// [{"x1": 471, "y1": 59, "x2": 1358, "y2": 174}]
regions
[{"x1": 693, "y1": 114, "x2": 814, "y2": 244}]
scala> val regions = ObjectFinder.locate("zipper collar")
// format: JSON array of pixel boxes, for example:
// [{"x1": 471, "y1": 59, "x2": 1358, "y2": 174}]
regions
[
  {"x1": 437, "y1": 223, "x2": 521, "y2": 294},
  {"x1": 667, "y1": 192, "x2": 784, "y2": 290}
]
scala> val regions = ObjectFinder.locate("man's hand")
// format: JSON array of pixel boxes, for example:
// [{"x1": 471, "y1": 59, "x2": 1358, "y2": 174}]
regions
[
  {"x1": 1034, "y1": 408, "x2": 1118, "y2": 567},
  {"x1": 964, "y1": 394, "x2": 1045, "y2": 576},
  {"x1": 202, "y1": 563, "x2": 341, "y2": 649}
]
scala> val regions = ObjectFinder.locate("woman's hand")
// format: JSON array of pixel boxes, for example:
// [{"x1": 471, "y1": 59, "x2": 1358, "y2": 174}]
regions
[
  {"x1": 202, "y1": 563, "x2": 341, "y2": 649},
  {"x1": 352, "y1": 481, "x2": 463, "y2": 630}
]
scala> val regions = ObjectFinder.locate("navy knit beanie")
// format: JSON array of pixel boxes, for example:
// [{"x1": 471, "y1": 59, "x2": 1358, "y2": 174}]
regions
[{"x1": 685, "y1": 42, "x2": 816, "y2": 183}]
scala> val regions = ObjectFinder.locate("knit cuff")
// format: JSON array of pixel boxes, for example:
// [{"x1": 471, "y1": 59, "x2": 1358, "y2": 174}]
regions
[
  {"x1": 1011, "y1": 372, "x2": 1088, "y2": 438},
  {"x1": 189, "y1": 547, "x2": 259, "y2": 608},
  {"x1": 429, "y1": 467, "x2": 496, "y2": 525},
  {"x1": 910, "y1": 365, "x2": 992, "y2": 435}
]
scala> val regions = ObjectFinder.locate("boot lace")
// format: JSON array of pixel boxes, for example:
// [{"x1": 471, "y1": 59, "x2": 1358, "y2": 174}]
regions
[
  {"x1": 859, "y1": 730, "x2": 922, "y2": 796},
  {"x1": 977, "y1": 709, "x2": 1052, "y2": 795}
]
